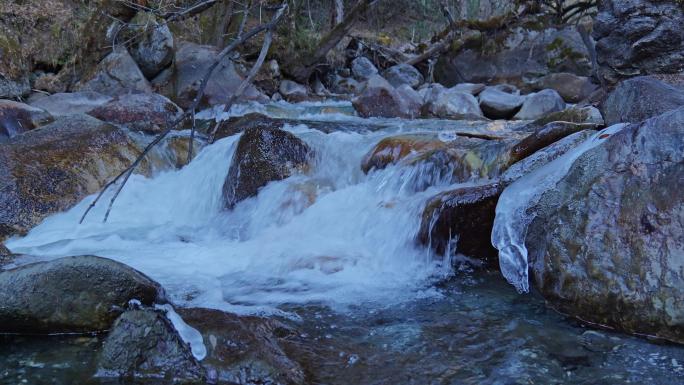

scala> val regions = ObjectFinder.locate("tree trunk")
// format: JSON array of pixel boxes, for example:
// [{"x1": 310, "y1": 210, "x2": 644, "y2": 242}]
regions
[{"x1": 289, "y1": 0, "x2": 378, "y2": 82}]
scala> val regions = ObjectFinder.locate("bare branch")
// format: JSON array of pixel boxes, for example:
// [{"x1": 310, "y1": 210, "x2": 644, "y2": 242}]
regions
[{"x1": 80, "y1": 1, "x2": 289, "y2": 224}]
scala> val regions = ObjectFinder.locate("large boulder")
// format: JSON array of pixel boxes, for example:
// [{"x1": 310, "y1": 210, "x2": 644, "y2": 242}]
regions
[
  {"x1": 511, "y1": 107, "x2": 684, "y2": 343},
  {"x1": 602, "y1": 76, "x2": 684, "y2": 125},
  {"x1": 0, "y1": 115, "x2": 144, "y2": 238},
  {"x1": 420, "y1": 128, "x2": 596, "y2": 265},
  {"x1": 478, "y1": 87, "x2": 524, "y2": 119},
  {"x1": 425, "y1": 88, "x2": 484, "y2": 120},
  {"x1": 88, "y1": 93, "x2": 183, "y2": 134},
  {"x1": 351, "y1": 56, "x2": 378, "y2": 80},
  {"x1": 352, "y1": 75, "x2": 420, "y2": 118},
  {"x1": 436, "y1": 26, "x2": 591, "y2": 88},
  {"x1": 173, "y1": 42, "x2": 265, "y2": 109},
  {"x1": 529, "y1": 72, "x2": 598, "y2": 103},
  {"x1": 382, "y1": 63, "x2": 424, "y2": 88},
  {"x1": 513, "y1": 89, "x2": 565, "y2": 120},
  {"x1": 0, "y1": 256, "x2": 164, "y2": 333},
  {"x1": 593, "y1": 0, "x2": 684, "y2": 84},
  {"x1": 223, "y1": 126, "x2": 310, "y2": 208},
  {"x1": 29, "y1": 91, "x2": 113, "y2": 117},
  {"x1": 127, "y1": 12, "x2": 175, "y2": 79},
  {"x1": 179, "y1": 308, "x2": 305, "y2": 385},
  {"x1": 97, "y1": 309, "x2": 205, "y2": 382},
  {"x1": 0, "y1": 100, "x2": 53, "y2": 139},
  {"x1": 78, "y1": 47, "x2": 153, "y2": 96}
]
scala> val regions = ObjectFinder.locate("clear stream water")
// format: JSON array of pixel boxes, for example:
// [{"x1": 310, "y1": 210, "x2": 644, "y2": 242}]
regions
[{"x1": 2, "y1": 101, "x2": 684, "y2": 384}]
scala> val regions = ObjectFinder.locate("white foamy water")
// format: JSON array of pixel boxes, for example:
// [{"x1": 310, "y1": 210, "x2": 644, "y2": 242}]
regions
[
  {"x1": 491, "y1": 124, "x2": 627, "y2": 293},
  {"x1": 6, "y1": 106, "x2": 490, "y2": 315}
]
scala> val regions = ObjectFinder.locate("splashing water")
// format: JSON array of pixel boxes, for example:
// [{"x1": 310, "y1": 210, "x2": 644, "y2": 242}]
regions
[
  {"x1": 6, "y1": 103, "x2": 513, "y2": 315},
  {"x1": 491, "y1": 124, "x2": 627, "y2": 293}
]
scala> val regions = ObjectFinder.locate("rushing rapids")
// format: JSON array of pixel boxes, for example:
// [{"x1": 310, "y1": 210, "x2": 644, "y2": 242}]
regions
[{"x1": 3, "y1": 101, "x2": 684, "y2": 385}]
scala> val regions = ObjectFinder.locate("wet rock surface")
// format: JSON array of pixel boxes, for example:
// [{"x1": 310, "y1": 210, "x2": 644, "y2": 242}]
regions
[
  {"x1": 223, "y1": 126, "x2": 311, "y2": 208},
  {"x1": 179, "y1": 308, "x2": 305, "y2": 385},
  {"x1": 97, "y1": 309, "x2": 204, "y2": 383},
  {"x1": 88, "y1": 93, "x2": 183, "y2": 134},
  {"x1": 419, "y1": 182, "x2": 503, "y2": 266},
  {"x1": 0, "y1": 256, "x2": 164, "y2": 333},
  {"x1": 0, "y1": 100, "x2": 53, "y2": 139},
  {"x1": 0, "y1": 115, "x2": 143, "y2": 237},
  {"x1": 525, "y1": 107, "x2": 684, "y2": 344},
  {"x1": 602, "y1": 76, "x2": 684, "y2": 125}
]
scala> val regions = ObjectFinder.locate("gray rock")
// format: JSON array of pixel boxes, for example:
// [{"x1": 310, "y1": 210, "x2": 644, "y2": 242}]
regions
[
  {"x1": 0, "y1": 115, "x2": 144, "y2": 237},
  {"x1": 128, "y1": 13, "x2": 175, "y2": 79},
  {"x1": 0, "y1": 76, "x2": 30, "y2": 100},
  {"x1": 514, "y1": 89, "x2": 565, "y2": 120},
  {"x1": 395, "y1": 84, "x2": 423, "y2": 117},
  {"x1": 0, "y1": 100, "x2": 53, "y2": 139},
  {"x1": 602, "y1": 76, "x2": 684, "y2": 125},
  {"x1": 530, "y1": 72, "x2": 597, "y2": 103},
  {"x1": 426, "y1": 88, "x2": 484, "y2": 120},
  {"x1": 478, "y1": 87, "x2": 524, "y2": 119},
  {"x1": 491, "y1": 84, "x2": 520, "y2": 95},
  {"x1": 223, "y1": 126, "x2": 310, "y2": 209},
  {"x1": 97, "y1": 309, "x2": 204, "y2": 382},
  {"x1": 351, "y1": 56, "x2": 378, "y2": 80},
  {"x1": 451, "y1": 82, "x2": 486, "y2": 95},
  {"x1": 419, "y1": 83, "x2": 446, "y2": 104},
  {"x1": 330, "y1": 75, "x2": 363, "y2": 95},
  {"x1": 436, "y1": 26, "x2": 591, "y2": 87},
  {"x1": 79, "y1": 47, "x2": 153, "y2": 96},
  {"x1": 0, "y1": 256, "x2": 164, "y2": 333},
  {"x1": 29, "y1": 92, "x2": 113, "y2": 117},
  {"x1": 594, "y1": 0, "x2": 684, "y2": 84},
  {"x1": 524, "y1": 107, "x2": 684, "y2": 343},
  {"x1": 530, "y1": 106, "x2": 604, "y2": 128},
  {"x1": 352, "y1": 75, "x2": 419, "y2": 118},
  {"x1": 279, "y1": 80, "x2": 309, "y2": 102},
  {"x1": 88, "y1": 92, "x2": 183, "y2": 134},
  {"x1": 173, "y1": 42, "x2": 266, "y2": 109},
  {"x1": 382, "y1": 63, "x2": 424, "y2": 88}
]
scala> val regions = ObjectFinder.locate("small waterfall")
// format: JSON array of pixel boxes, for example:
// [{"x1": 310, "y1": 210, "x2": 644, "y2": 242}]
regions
[{"x1": 7, "y1": 103, "x2": 497, "y2": 314}]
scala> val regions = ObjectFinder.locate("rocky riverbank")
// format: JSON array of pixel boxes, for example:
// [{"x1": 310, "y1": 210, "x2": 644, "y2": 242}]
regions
[{"x1": 1, "y1": 0, "x2": 683, "y2": 383}]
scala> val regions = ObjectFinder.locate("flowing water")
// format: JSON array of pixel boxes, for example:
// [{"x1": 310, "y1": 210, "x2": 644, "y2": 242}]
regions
[{"x1": 2, "y1": 101, "x2": 684, "y2": 384}]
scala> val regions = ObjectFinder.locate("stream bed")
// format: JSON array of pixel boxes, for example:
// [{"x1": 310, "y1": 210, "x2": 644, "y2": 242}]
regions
[{"x1": 2, "y1": 101, "x2": 684, "y2": 384}]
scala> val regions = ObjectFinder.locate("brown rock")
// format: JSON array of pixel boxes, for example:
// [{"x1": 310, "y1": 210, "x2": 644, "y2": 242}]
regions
[{"x1": 223, "y1": 126, "x2": 310, "y2": 208}]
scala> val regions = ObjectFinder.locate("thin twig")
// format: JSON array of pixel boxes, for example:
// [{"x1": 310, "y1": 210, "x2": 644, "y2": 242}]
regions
[{"x1": 80, "y1": 1, "x2": 289, "y2": 224}]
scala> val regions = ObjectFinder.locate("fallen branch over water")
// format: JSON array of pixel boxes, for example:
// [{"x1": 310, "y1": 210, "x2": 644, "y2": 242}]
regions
[{"x1": 80, "y1": 1, "x2": 289, "y2": 224}]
